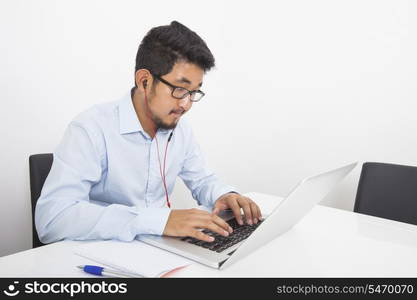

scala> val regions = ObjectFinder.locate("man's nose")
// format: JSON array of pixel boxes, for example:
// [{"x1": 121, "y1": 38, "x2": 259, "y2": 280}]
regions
[{"x1": 178, "y1": 96, "x2": 192, "y2": 110}]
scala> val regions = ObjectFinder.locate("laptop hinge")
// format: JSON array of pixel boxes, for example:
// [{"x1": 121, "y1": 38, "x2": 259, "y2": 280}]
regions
[{"x1": 219, "y1": 258, "x2": 229, "y2": 268}]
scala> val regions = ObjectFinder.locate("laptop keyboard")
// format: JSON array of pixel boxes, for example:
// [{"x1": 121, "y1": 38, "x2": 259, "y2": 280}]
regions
[{"x1": 181, "y1": 218, "x2": 263, "y2": 253}]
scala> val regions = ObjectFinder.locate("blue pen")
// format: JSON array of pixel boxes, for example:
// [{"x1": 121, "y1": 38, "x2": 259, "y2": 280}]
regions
[{"x1": 77, "y1": 265, "x2": 138, "y2": 278}]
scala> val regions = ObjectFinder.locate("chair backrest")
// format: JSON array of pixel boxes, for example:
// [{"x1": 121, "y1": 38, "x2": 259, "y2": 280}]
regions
[
  {"x1": 29, "y1": 153, "x2": 53, "y2": 248},
  {"x1": 354, "y1": 162, "x2": 417, "y2": 226}
]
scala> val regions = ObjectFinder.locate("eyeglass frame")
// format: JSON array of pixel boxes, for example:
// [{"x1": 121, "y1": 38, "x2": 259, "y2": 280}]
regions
[{"x1": 152, "y1": 74, "x2": 205, "y2": 102}]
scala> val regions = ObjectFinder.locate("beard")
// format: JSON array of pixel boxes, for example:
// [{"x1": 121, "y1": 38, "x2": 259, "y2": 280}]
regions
[
  {"x1": 153, "y1": 116, "x2": 177, "y2": 130},
  {"x1": 145, "y1": 92, "x2": 185, "y2": 130},
  {"x1": 151, "y1": 111, "x2": 181, "y2": 130}
]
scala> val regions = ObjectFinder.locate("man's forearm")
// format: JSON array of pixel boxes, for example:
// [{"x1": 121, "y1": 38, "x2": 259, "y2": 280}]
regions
[{"x1": 35, "y1": 199, "x2": 170, "y2": 243}]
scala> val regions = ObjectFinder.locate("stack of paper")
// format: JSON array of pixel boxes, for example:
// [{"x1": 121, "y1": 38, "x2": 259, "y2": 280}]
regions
[{"x1": 74, "y1": 240, "x2": 193, "y2": 277}]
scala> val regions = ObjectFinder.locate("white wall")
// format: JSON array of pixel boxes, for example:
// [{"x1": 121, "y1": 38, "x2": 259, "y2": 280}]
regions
[{"x1": 1, "y1": 0, "x2": 416, "y2": 256}]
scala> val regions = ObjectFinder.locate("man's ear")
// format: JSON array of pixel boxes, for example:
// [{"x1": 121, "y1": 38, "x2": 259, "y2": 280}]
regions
[{"x1": 135, "y1": 69, "x2": 152, "y2": 91}]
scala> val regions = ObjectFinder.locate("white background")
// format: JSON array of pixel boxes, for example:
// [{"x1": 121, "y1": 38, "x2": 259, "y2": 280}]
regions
[{"x1": 0, "y1": 0, "x2": 416, "y2": 257}]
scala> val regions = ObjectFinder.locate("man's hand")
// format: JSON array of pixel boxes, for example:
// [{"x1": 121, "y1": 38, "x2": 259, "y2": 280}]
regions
[
  {"x1": 213, "y1": 193, "x2": 262, "y2": 226},
  {"x1": 163, "y1": 208, "x2": 233, "y2": 242}
]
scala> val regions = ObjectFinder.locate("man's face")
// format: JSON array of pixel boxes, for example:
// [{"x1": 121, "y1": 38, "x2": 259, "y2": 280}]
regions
[{"x1": 147, "y1": 61, "x2": 204, "y2": 130}]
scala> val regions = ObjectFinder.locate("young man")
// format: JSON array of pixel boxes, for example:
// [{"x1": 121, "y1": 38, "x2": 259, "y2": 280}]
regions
[{"x1": 35, "y1": 21, "x2": 262, "y2": 244}]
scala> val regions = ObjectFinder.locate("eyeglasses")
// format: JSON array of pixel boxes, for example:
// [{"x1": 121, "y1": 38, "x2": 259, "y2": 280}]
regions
[{"x1": 153, "y1": 75, "x2": 205, "y2": 102}]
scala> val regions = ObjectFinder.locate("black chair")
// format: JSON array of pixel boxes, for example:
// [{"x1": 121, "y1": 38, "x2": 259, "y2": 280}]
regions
[
  {"x1": 29, "y1": 153, "x2": 53, "y2": 248},
  {"x1": 354, "y1": 162, "x2": 417, "y2": 226}
]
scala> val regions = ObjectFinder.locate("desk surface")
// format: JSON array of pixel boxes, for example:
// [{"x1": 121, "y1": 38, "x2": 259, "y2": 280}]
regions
[{"x1": 1, "y1": 192, "x2": 417, "y2": 277}]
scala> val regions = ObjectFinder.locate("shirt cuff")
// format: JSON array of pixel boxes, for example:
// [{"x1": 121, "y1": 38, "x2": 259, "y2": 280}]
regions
[
  {"x1": 228, "y1": 191, "x2": 240, "y2": 195},
  {"x1": 135, "y1": 207, "x2": 171, "y2": 236}
]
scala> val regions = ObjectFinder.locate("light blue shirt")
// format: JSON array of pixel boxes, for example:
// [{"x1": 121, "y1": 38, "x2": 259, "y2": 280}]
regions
[{"x1": 35, "y1": 93, "x2": 235, "y2": 243}]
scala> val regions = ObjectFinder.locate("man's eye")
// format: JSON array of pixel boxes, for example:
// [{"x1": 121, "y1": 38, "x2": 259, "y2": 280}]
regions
[{"x1": 173, "y1": 88, "x2": 189, "y2": 97}]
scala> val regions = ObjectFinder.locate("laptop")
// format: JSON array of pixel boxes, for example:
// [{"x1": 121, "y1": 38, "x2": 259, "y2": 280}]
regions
[{"x1": 139, "y1": 162, "x2": 357, "y2": 269}]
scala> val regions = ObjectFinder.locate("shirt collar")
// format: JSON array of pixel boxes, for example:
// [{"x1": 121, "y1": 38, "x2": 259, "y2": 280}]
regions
[
  {"x1": 118, "y1": 93, "x2": 145, "y2": 135},
  {"x1": 118, "y1": 92, "x2": 170, "y2": 135}
]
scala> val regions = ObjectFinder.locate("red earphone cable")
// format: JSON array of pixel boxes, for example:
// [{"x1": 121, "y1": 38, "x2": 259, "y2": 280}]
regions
[
  {"x1": 144, "y1": 85, "x2": 172, "y2": 208},
  {"x1": 155, "y1": 135, "x2": 171, "y2": 208}
]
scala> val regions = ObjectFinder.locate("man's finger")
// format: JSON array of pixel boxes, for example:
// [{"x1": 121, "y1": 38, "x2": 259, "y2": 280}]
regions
[
  {"x1": 212, "y1": 201, "x2": 228, "y2": 215},
  {"x1": 204, "y1": 221, "x2": 230, "y2": 237},
  {"x1": 255, "y1": 203, "x2": 262, "y2": 220},
  {"x1": 250, "y1": 202, "x2": 260, "y2": 224},
  {"x1": 237, "y1": 197, "x2": 253, "y2": 225},
  {"x1": 227, "y1": 199, "x2": 243, "y2": 225},
  {"x1": 190, "y1": 213, "x2": 231, "y2": 236},
  {"x1": 193, "y1": 214, "x2": 231, "y2": 236},
  {"x1": 191, "y1": 229, "x2": 215, "y2": 242},
  {"x1": 211, "y1": 213, "x2": 233, "y2": 233}
]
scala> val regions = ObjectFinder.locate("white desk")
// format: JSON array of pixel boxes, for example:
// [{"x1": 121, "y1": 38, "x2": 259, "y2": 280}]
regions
[{"x1": 1, "y1": 192, "x2": 417, "y2": 277}]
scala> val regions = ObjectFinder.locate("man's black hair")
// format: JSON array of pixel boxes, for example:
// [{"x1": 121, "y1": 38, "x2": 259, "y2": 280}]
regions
[{"x1": 134, "y1": 21, "x2": 215, "y2": 87}]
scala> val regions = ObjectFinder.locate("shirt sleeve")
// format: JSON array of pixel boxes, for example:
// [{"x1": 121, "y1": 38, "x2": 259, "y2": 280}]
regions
[
  {"x1": 178, "y1": 124, "x2": 236, "y2": 208},
  {"x1": 35, "y1": 122, "x2": 170, "y2": 244}
]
